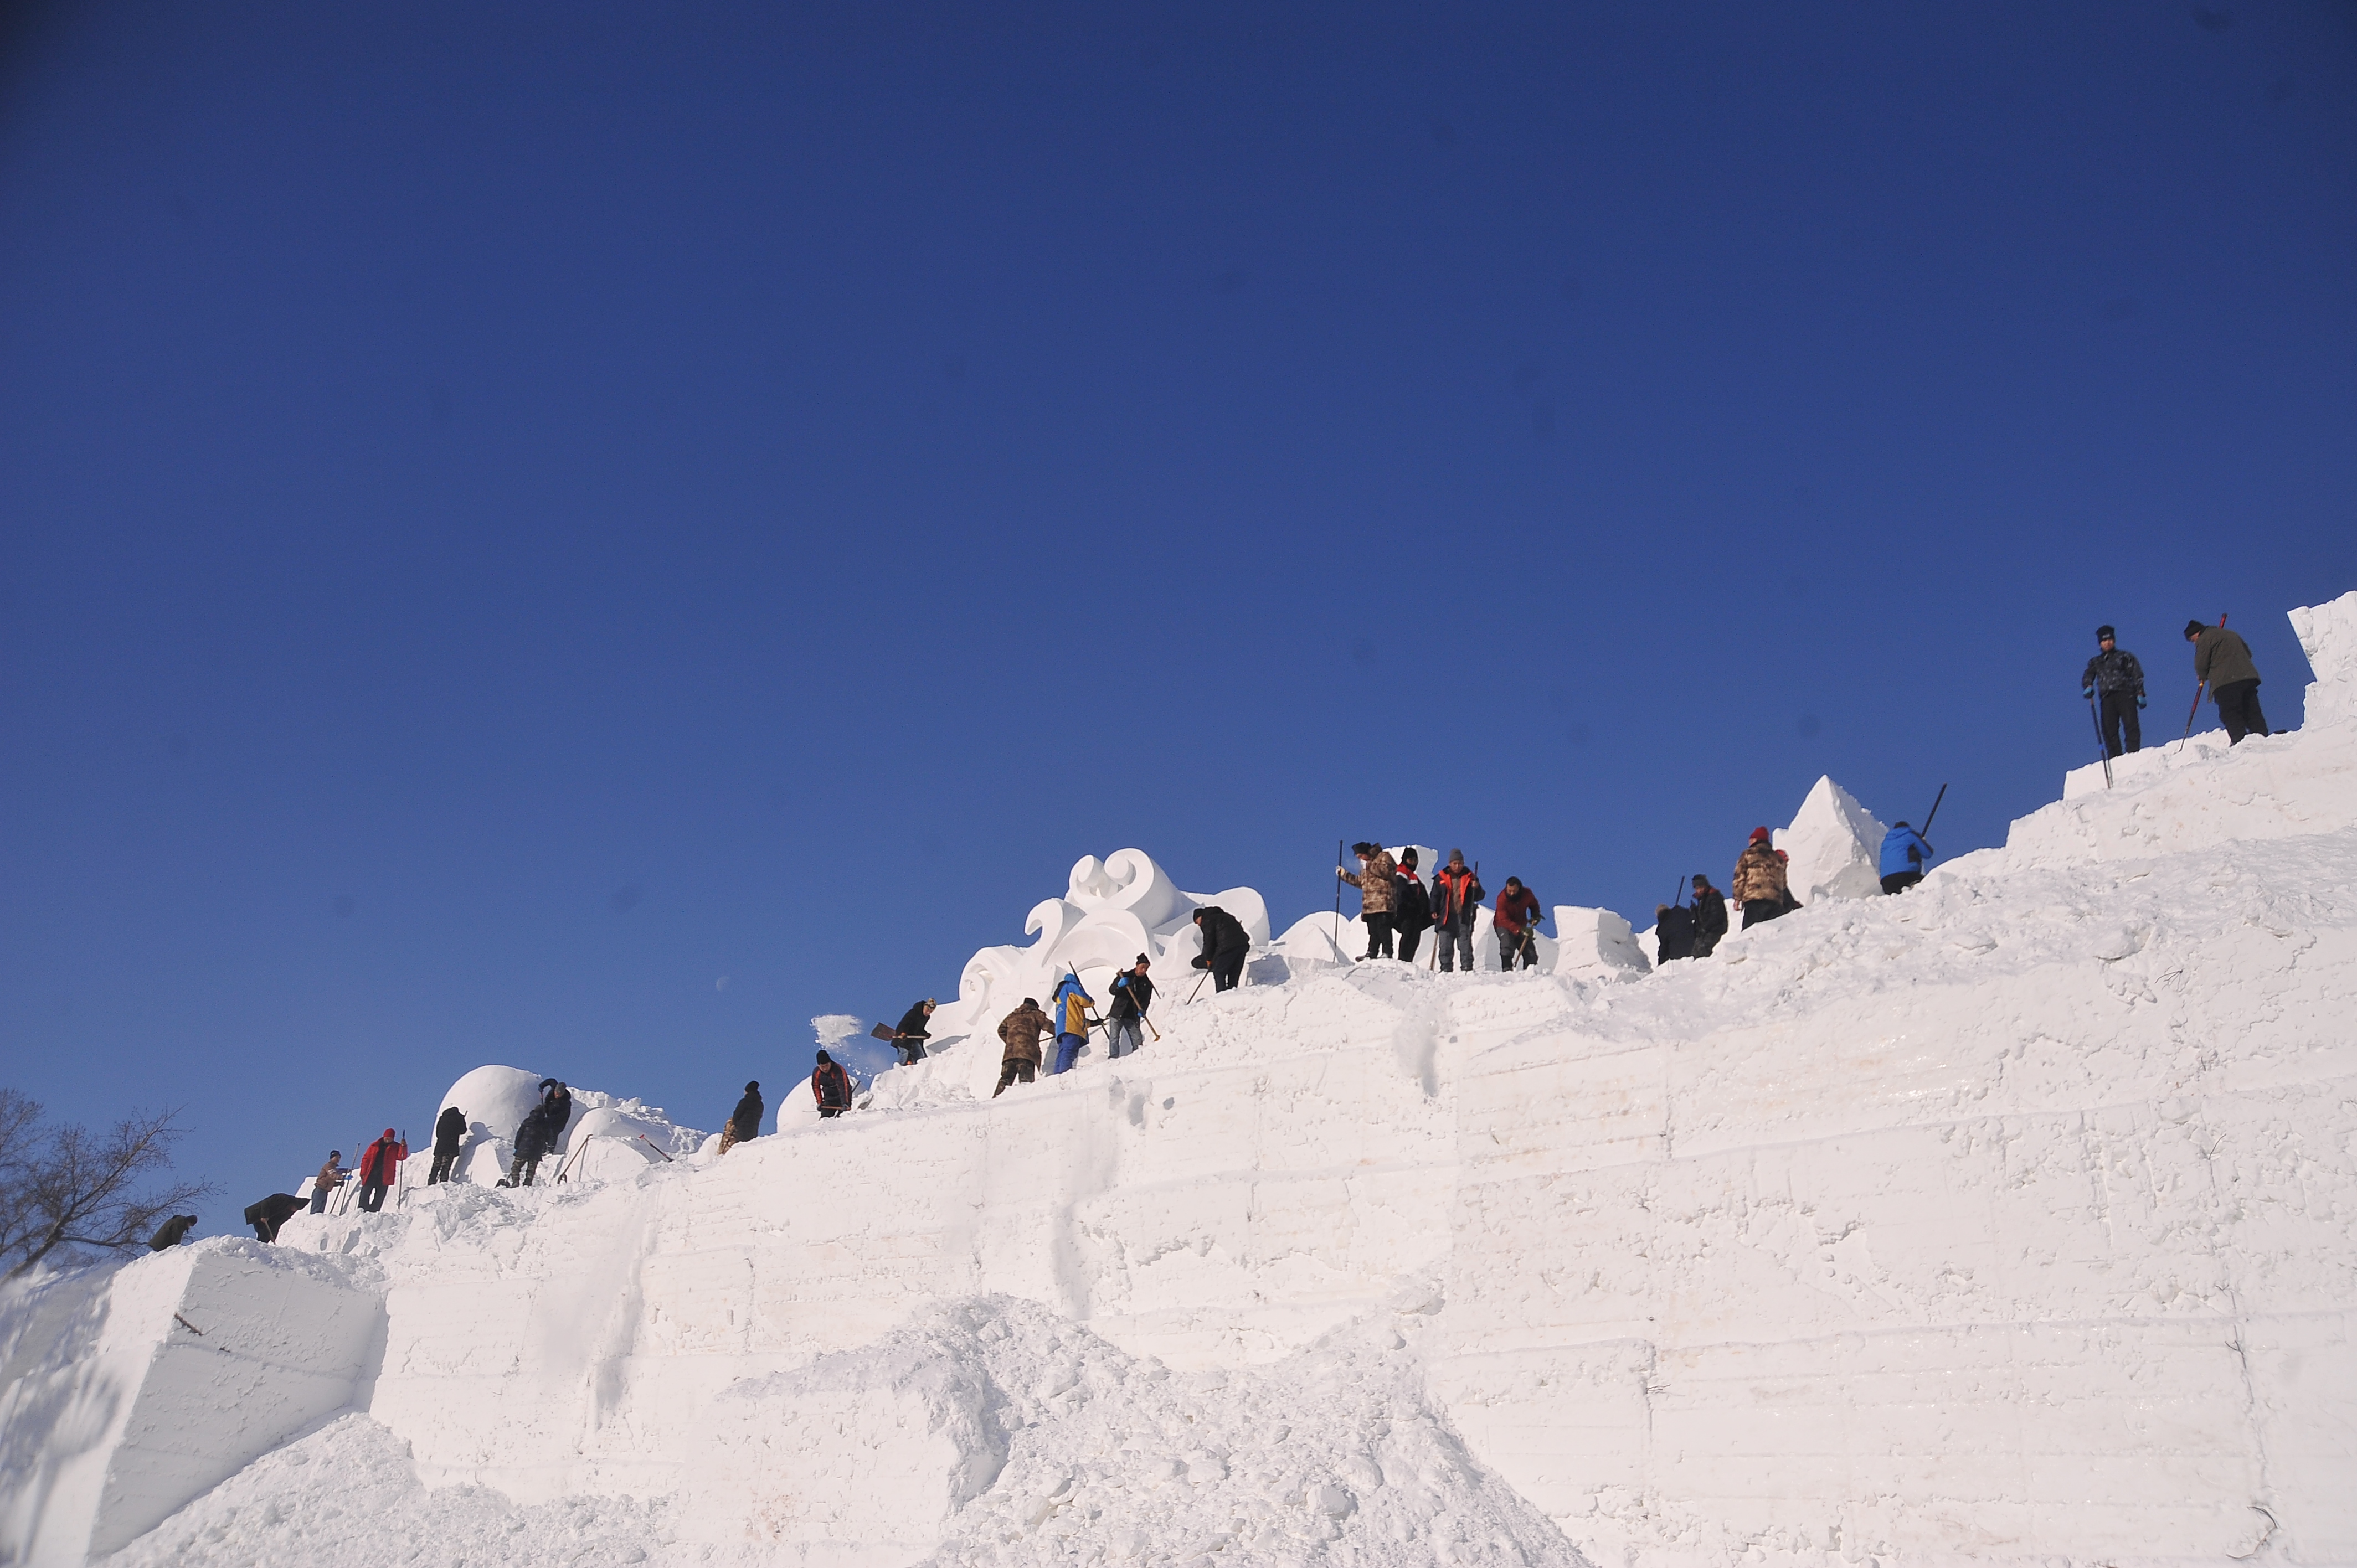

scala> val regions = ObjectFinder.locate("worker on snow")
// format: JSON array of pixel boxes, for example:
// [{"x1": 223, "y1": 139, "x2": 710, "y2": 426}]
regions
[
  {"x1": 1338, "y1": 842, "x2": 1398, "y2": 960},
  {"x1": 148, "y1": 1214, "x2": 198, "y2": 1251},
  {"x1": 1190, "y1": 906, "x2": 1250, "y2": 992},
  {"x1": 244, "y1": 1193, "x2": 305, "y2": 1242},
  {"x1": 719, "y1": 1081, "x2": 764, "y2": 1153},
  {"x1": 891, "y1": 999, "x2": 935, "y2": 1065},
  {"x1": 428, "y1": 1105, "x2": 467, "y2": 1184},
  {"x1": 308, "y1": 1149, "x2": 348, "y2": 1214},
  {"x1": 2081, "y1": 626, "x2": 2147, "y2": 757},
  {"x1": 1654, "y1": 901, "x2": 1696, "y2": 963},
  {"x1": 1393, "y1": 850, "x2": 1432, "y2": 966},
  {"x1": 1105, "y1": 955, "x2": 1155, "y2": 1059},
  {"x1": 1494, "y1": 878, "x2": 1542, "y2": 971},
  {"x1": 994, "y1": 998, "x2": 1049, "y2": 1096},
  {"x1": 2186, "y1": 619, "x2": 2270, "y2": 744},
  {"x1": 1879, "y1": 821, "x2": 1934, "y2": 895},
  {"x1": 356, "y1": 1129, "x2": 408, "y2": 1213},
  {"x1": 1689, "y1": 874, "x2": 1730, "y2": 958},
  {"x1": 811, "y1": 1051, "x2": 852, "y2": 1119},
  {"x1": 1432, "y1": 850, "x2": 1484, "y2": 973},
  {"x1": 1048, "y1": 974, "x2": 1095, "y2": 1075},
  {"x1": 1732, "y1": 828, "x2": 1793, "y2": 929}
]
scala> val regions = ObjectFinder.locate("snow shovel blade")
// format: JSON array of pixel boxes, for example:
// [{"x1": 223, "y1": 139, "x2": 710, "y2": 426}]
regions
[{"x1": 869, "y1": 1023, "x2": 900, "y2": 1042}]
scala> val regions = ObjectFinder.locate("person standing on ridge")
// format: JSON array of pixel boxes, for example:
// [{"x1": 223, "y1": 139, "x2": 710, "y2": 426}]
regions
[
  {"x1": 1049, "y1": 973, "x2": 1095, "y2": 1075},
  {"x1": 504, "y1": 1084, "x2": 563, "y2": 1188},
  {"x1": 1432, "y1": 850, "x2": 1484, "y2": 973},
  {"x1": 1338, "y1": 843, "x2": 1398, "y2": 960},
  {"x1": 994, "y1": 998, "x2": 1049, "y2": 1096},
  {"x1": 1879, "y1": 821, "x2": 1934, "y2": 895},
  {"x1": 2186, "y1": 619, "x2": 2270, "y2": 744},
  {"x1": 1732, "y1": 828, "x2": 1792, "y2": 929},
  {"x1": 1654, "y1": 901, "x2": 1696, "y2": 963},
  {"x1": 308, "y1": 1149, "x2": 347, "y2": 1214},
  {"x1": 1105, "y1": 955, "x2": 1155, "y2": 1059},
  {"x1": 811, "y1": 1052, "x2": 852, "y2": 1118},
  {"x1": 1689, "y1": 874, "x2": 1730, "y2": 957},
  {"x1": 244, "y1": 1192, "x2": 305, "y2": 1242},
  {"x1": 719, "y1": 1081, "x2": 764, "y2": 1154},
  {"x1": 355, "y1": 1128, "x2": 407, "y2": 1213},
  {"x1": 2081, "y1": 626, "x2": 2147, "y2": 757},
  {"x1": 428, "y1": 1105, "x2": 467, "y2": 1184},
  {"x1": 891, "y1": 999, "x2": 935, "y2": 1065},
  {"x1": 1191, "y1": 906, "x2": 1249, "y2": 992},
  {"x1": 1494, "y1": 878, "x2": 1542, "y2": 971},
  {"x1": 1392, "y1": 850, "x2": 1432, "y2": 966}
]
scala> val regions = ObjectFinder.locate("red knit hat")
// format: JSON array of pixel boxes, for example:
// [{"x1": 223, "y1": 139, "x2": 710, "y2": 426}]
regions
[{"x1": 1749, "y1": 826, "x2": 1772, "y2": 844}]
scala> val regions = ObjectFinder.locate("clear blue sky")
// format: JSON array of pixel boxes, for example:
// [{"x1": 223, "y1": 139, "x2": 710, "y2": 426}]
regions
[{"x1": 4, "y1": 3, "x2": 2352, "y2": 1226}]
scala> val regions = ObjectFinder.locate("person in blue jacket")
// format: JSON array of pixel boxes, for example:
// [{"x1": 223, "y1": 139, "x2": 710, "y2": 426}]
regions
[
  {"x1": 1879, "y1": 821, "x2": 1934, "y2": 895},
  {"x1": 1049, "y1": 973, "x2": 1095, "y2": 1075}
]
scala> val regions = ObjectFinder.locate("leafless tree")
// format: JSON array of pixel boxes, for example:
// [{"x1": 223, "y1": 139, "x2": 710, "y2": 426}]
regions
[{"x1": 0, "y1": 1090, "x2": 215, "y2": 1280}]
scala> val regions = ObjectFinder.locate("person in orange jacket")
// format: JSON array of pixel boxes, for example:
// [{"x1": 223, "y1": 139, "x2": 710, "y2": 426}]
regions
[
  {"x1": 356, "y1": 1128, "x2": 408, "y2": 1213},
  {"x1": 811, "y1": 1050, "x2": 853, "y2": 1119}
]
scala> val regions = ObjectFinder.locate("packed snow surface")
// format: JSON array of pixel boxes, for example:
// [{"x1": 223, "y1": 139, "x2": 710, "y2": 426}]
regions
[{"x1": 3, "y1": 588, "x2": 2353, "y2": 1568}]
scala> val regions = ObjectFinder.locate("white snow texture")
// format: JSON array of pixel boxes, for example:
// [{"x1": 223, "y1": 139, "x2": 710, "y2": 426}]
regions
[{"x1": 3, "y1": 590, "x2": 2354, "y2": 1568}]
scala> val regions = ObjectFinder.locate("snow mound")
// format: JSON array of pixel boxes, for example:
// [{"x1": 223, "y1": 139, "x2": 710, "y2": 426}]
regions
[
  {"x1": 432, "y1": 1065, "x2": 704, "y2": 1186},
  {"x1": 2290, "y1": 585, "x2": 2356, "y2": 729},
  {"x1": 1773, "y1": 774, "x2": 1887, "y2": 903}
]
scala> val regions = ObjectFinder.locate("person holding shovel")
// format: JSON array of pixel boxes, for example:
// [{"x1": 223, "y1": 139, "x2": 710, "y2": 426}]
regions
[
  {"x1": 1105, "y1": 955, "x2": 1155, "y2": 1059},
  {"x1": 1494, "y1": 878, "x2": 1542, "y2": 971}
]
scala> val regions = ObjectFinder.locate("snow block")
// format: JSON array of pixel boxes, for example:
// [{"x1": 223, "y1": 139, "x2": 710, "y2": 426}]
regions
[
  {"x1": 2289, "y1": 585, "x2": 2356, "y2": 730},
  {"x1": 0, "y1": 1240, "x2": 382, "y2": 1566},
  {"x1": 1774, "y1": 775, "x2": 1886, "y2": 903},
  {"x1": 1545, "y1": 906, "x2": 1649, "y2": 979}
]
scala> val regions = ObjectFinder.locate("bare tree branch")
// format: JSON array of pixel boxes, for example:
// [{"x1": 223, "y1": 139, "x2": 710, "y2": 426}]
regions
[{"x1": 0, "y1": 1097, "x2": 217, "y2": 1280}]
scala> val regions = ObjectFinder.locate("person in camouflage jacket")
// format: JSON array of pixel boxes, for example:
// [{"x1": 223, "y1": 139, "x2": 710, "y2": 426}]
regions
[
  {"x1": 2080, "y1": 626, "x2": 2146, "y2": 757},
  {"x1": 994, "y1": 998, "x2": 1049, "y2": 1096},
  {"x1": 1339, "y1": 843, "x2": 1398, "y2": 960},
  {"x1": 1731, "y1": 828, "x2": 1790, "y2": 930}
]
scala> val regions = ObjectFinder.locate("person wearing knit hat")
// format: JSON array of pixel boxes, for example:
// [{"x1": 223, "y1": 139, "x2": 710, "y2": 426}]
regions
[
  {"x1": 2185, "y1": 618, "x2": 2270, "y2": 744},
  {"x1": 719, "y1": 1079, "x2": 764, "y2": 1155},
  {"x1": 1105, "y1": 954, "x2": 1156, "y2": 1060},
  {"x1": 1732, "y1": 827, "x2": 1792, "y2": 930},
  {"x1": 811, "y1": 1051, "x2": 852, "y2": 1119},
  {"x1": 2081, "y1": 626, "x2": 2147, "y2": 757}
]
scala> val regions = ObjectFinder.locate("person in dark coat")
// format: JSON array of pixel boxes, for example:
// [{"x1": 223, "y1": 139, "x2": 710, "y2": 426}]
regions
[
  {"x1": 1105, "y1": 955, "x2": 1155, "y2": 1059},
  {"x1": 356, "y1": 1129, "x2": 408, "y2": 1213},
  {"x1": 1494, "y1": 879, "x2": 1542, "y2": 971},
  {"x1": 891, "y1": 999, "x2": 936, "y2": 1065},
  {"x1": 1191, "y1": 906, "x2": 1250, "y2": 992},
  {"x1": 428, "y1": 1106, "x2": 468, "y2": 1184},
  {"x1": 719, "y1": 1081, "x2": 764, "y2": 1154},
  {"x1": 811, "y1": 1051, "x2": 852, "y2": 1118},
  {"x1": 1392, "y1": 850, "x2": 1432, "y2": 966},
  {"x1": 1430, "y1": 850, "x2": 1484, "y2": 972},
  {"x1": 1654, "y1": 902, "x2": 1696, "y2": 963},
  {"x1": 2187, "y1": 620, "x2": 2269, "y2": 743},
  {"x1": 994, "y1": 999, "x2": 1049, "y2": 1095},
  {"x1": 148, "y1": 1214, "x2": 198, "y2": 1251},
  {"x1": 505, "y1": 1090, "x2": 558, "y2": 1188},
  {"x1": 2081, "y1": 626, "x2": 2147, "y2": 757},
  {"x1": 244, "y1": 1193, "x2": 305, "y2": 1242},
  {"x1": 1689, "y1": 875, "x2": 1730, "y2": 957}
]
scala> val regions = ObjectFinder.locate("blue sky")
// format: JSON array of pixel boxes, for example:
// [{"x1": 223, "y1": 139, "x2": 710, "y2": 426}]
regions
[{"x1": 3, "y1": 3, "x2": 2352, "y2": 1226}]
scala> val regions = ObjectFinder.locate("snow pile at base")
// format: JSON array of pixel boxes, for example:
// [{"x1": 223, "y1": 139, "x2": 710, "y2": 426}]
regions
[{"x1": 2, "y1": 589, "x2": 2352, "y2": 1568}]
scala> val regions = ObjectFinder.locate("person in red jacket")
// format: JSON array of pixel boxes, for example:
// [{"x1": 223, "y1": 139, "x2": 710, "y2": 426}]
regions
[
  {"x1": 811, "y1": 1051, "x2": 853, "y2": 1119},
  {"x1": 356, "y1": 1128, "x2": 408, "y2": 1213},
  {"x1": 1494, "y1": 878, "x2": 1543, "y2": 972},
  {"x1": 1430, "y1": 850, "x2": 1484, "y2": 973}
]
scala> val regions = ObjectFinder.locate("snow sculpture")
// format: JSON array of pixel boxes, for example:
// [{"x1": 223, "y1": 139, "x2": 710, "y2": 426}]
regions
[
  {"x1": 1774, "y1": 775, "x2": 1886, "y2": 904},
  {"x1": 2288, "y1": 585, "x2": 2356, "y2": 729},
  {"x1": 433, "y1": 1066, "x2": 702, "y2": 1185}
]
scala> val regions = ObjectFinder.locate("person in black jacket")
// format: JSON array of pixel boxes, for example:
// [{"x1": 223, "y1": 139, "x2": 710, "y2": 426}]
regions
[
  {"x1": 428, "y1": 1105, "x2": 468, "y2": 1184},
  {"x1": 1392, "y1": 850, "x2": 1432, "y2": 966},
  {"x1": 504, "y1": 1080, "x2": 568, "y2": 1188},
  {"x1": 2081, "y1": 626, "x2": 2147, "y2": 757},
  {"x1": 719, "y1": 1081, "x2": 764, "y2": 1154},
  {"x1": 244, "y1": 1193, "x2": 305, "y2": 1242},
  {"x1": 1191, "y1": 906, "x2": 1249, "y2": 992},
  {"x1": 1689, "y1": 875, "x2": 1729, "y2": 958},
  {"x1": 1104, "y1": 955, "x2": 1155, "y2": 1058},
  {"x1": 891, "y1": 999, "x2": 935, "y2": 1065}
]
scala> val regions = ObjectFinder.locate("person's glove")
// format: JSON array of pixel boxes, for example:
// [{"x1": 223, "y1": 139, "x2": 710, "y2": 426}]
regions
[
  {"x1": 2137, "y1": 695, "x2": 2147, "y2": 709},
  {"x1": 2081, "y1": 688, "x2": 2093, "y2": 701}
]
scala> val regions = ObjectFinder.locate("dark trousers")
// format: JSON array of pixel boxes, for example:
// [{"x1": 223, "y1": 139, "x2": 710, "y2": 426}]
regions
[
  {"x1": 1741, "y1": 898, "x2": 1787, "y2": 929},
  {"x1": 1395, "y1": 920, "x2": 1422, "y2": 964},
  {"x1": 994, "y1": 1059, "x2": 1037, "y2": 1096},
  {"x1": 507, "y1": 1153, "x2": 541, "y2": 1188},
  {"x1": 1362, "y1": 911, "x2": 1393, "y2": 959},
  {"x1": 1498, "y1": 930, "x2": 1538, "y2": 971},
  {"x1": 357, "y1": 1182, "x2": 388, "y2": 1213},
  {"x1": 253, "y1": 1220, "x2": 280, "y2": 1242},
  {"x1": 309, "y1": 1185, "x2": 333, "y2": 1214},
  {"x1": 1211, "y1": 954, "x2": 1244, "y2": 992},
  {"x1": 1692, "y1": 927, "x2": 1722, "y2": 958},
  {"x1": 1437, "y1": 920, "x2": 1474, "y2": 971},
  {"x1": 818, "y1": 1107, "x2": 844, "y2": 1119},
  {"x1": 896, "y1": 1041, "x2": 927, "y2": 1065},
  {"x1": 2098, "y1": 690, "x2": 2142, "y2": 756},
  {"x1": 2215, "y1": 679, "x2": 2270, "y2": 744},
  {"x1": 428, "y1": 1151, "x2": 459, "y2": 1184},
  {"x1": 1880, "y1": 871, "x2": 1921, "y2": 895}
]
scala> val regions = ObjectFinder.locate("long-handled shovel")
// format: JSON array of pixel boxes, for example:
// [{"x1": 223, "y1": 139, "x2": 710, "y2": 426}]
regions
[{"x1": 2085, "y1": 691, "x2": 2113, "y2": 788}]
